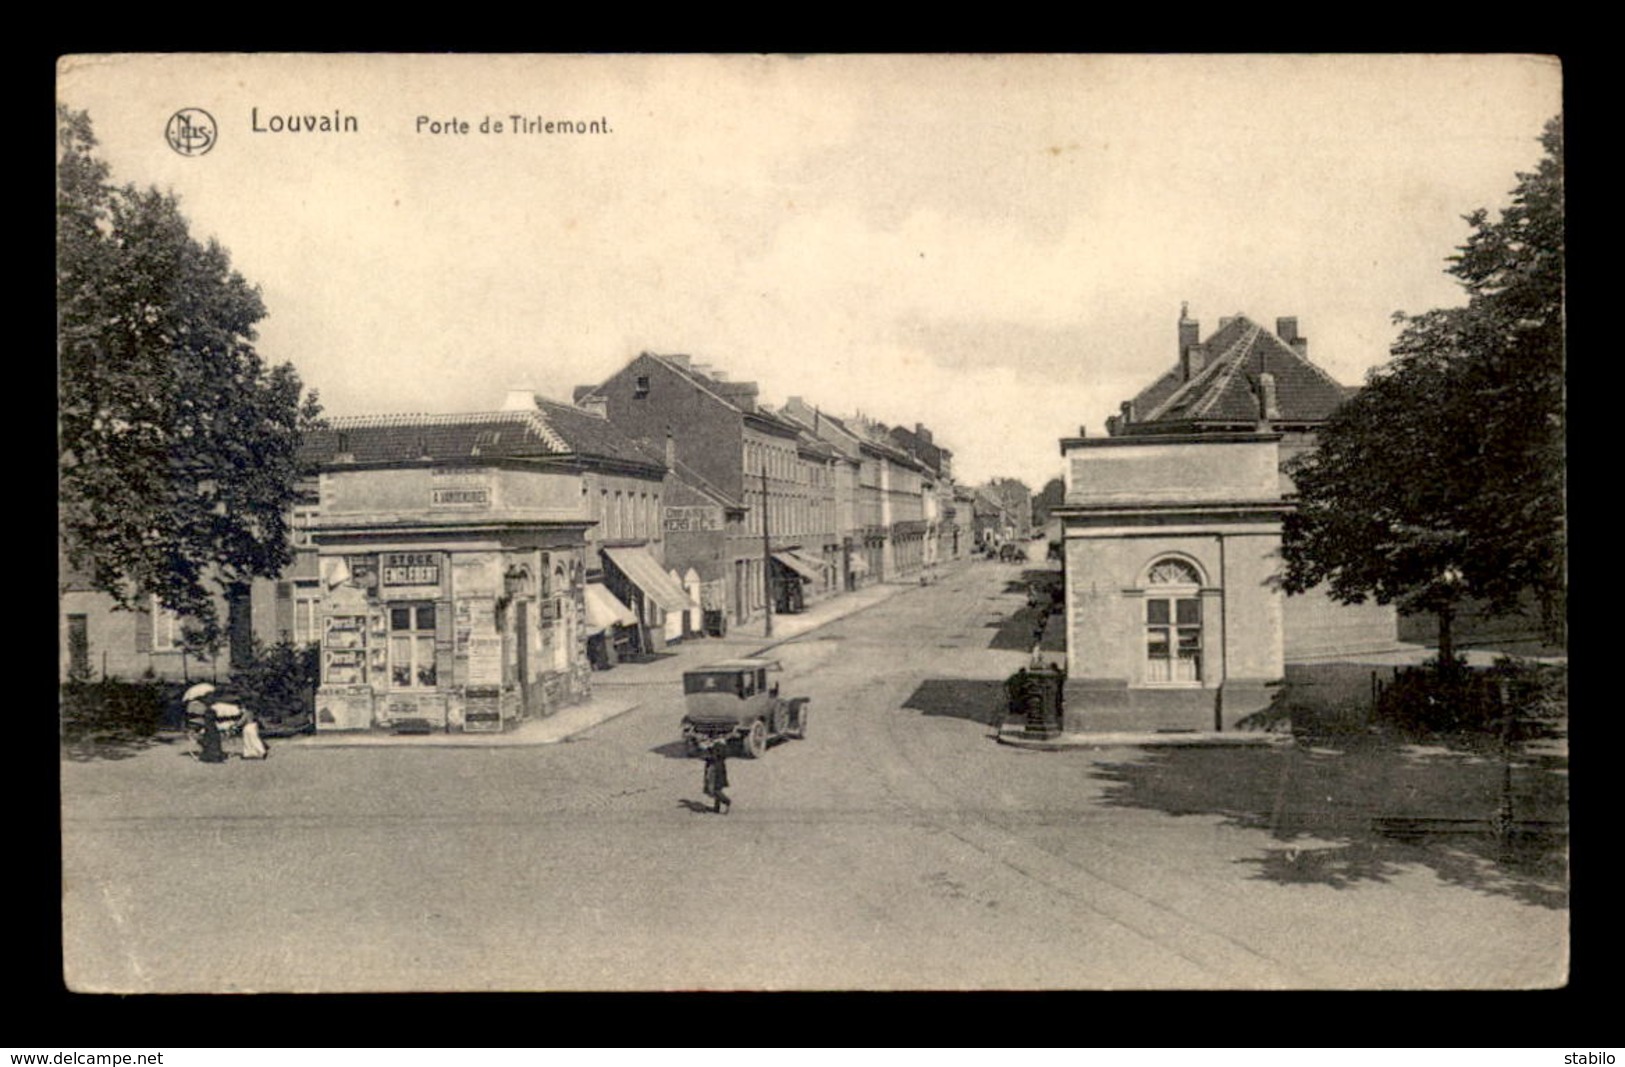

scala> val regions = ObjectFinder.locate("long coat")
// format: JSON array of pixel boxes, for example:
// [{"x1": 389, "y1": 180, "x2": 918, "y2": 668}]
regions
[
  {"x1": 192, "y1": 700, "x2": 227, "y2": 763},
  {"x1": 702, "y1": 749, "x2": 730, "y2": 796}
]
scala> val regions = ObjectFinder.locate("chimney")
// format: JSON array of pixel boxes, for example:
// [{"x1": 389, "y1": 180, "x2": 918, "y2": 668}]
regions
[
  {"x1": 915, "y1": 423, "x2": 933, "y2": 446},
  {"x1": 1277, "y1": 317, "x2": 1308, "y2": 360},
  {"x1": 716, "y1": 380, "x2": 759, "y2": 413},
  {"x1": 1120, "y1": 400, "x2": 1135, "y2": 426},
  {"x1": 1182, "y1": 342, "x2": 1209, "y2": 382},
  {"x1": 1078, "y1": 425, "x2": 1088, "y2": 437},
  {"x1": 1178, "y1": 302, "x2": 1199, "y2": 357},
  {"x1": 501, "y1": 385, "x2": 537, "y2": 411}
]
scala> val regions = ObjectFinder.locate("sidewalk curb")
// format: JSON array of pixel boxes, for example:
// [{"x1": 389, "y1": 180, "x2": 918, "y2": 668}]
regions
[
  {"x1": 742, "y1": 581, "x2": 921, "y2": 658},
  {"x1": 280, "y1": 699, "x2": 646, "y2": 750},
  {"x1": 996, "y1": 729, "x2": 1290, "y2": 750}
]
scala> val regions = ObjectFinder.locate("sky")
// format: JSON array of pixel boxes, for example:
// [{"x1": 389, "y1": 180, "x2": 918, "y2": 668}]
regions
[{"x1": 57, "y1": 54, "x2": 1562, "y2": 490}]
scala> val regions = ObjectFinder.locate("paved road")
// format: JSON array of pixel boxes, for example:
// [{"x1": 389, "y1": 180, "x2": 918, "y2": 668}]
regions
[{"x1": 61, "y1": 559, "x2": 1566, "y2": 991}]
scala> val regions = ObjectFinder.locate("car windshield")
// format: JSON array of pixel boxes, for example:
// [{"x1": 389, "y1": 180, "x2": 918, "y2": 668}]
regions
[{"x1": 683, "y1": 672, "x2": 744, "y2": 697}]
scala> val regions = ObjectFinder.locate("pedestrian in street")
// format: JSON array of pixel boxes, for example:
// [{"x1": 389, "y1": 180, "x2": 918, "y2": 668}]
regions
[
  {"x1": 198, "y1": 701, "x2": 227, "y2": 764},
  {"x1": 238, "y1": 704, "x2": 268, "y2": 760},
  {"x1": 701, "y1": 739, "x2": 731, "y2": 815},
  {"x1": 183, "y1": 683, "x2": 227, "y2": 764}
]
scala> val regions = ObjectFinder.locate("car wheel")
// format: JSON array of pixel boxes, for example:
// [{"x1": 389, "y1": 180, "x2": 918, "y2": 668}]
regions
[{"x1": 743, "y1": 719, "x2": 767, "y2": 759}]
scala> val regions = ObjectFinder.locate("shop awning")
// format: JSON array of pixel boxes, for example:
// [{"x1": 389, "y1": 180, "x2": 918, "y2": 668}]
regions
[
  {"x1": 771, "y1": 552, "x2": 822, "y2": 583},
  {"x1": 584, "y1": 583, "x2": 638, "y2": 631},
  {"x1": 602, "y1": 546, "x2": 693, "y2": 612},
  {"x1": 789, "y1": 550, "x2": 832, "y2": 576}
]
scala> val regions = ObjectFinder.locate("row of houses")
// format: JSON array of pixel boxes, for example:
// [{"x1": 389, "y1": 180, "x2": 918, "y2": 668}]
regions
[{"x1": 59, "y1": 350, "x2": 977, "y2": 735}]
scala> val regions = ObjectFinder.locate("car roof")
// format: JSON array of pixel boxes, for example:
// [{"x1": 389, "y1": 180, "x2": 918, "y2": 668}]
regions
[{"x1": 685, "y1": 659, "x2": 778, "y2": 672}]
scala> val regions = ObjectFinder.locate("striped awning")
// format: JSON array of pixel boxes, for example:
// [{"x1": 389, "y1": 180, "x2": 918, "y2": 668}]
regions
[
  {"x1": 790, "y1": 550, "x2": 831, "y2": 575},
  {"x1": 584, "y1": 583, "x2": 637, "y2": 631},
  {"x1": 602, "y1": 546, "x2": 693, "y2": 612},
  {"x1": 771, "y1": 552, "x2": 822, "y2": 583}
]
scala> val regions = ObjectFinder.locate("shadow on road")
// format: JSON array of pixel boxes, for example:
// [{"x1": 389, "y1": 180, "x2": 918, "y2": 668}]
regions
[
  {"x1": 676, "y1": 799, "x2": 715, "y2": 815},
  {"x1": 1089, "y1": 739, "x2": 1568, "y2": 910},
  {"x1": 61, "y1": 732, "x2": 180, "y2": 763},
  {"x1": 904, "y1": 679, "x2": 1007, "y2": 725},
  {"x1": 650, "y1": 740, "x2": 694, "y2": 760},
  {"x1": 985, "y1": 605, "x2": 1049, "y2": 651}
]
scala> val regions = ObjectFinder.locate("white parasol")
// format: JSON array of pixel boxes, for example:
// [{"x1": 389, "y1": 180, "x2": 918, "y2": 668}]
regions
[{"x1": 182, "y1": 682, "x2": 216, "y2": 702}]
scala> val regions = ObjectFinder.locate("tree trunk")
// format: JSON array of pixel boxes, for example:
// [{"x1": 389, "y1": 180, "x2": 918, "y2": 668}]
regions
[{"x1": 1437, "y1": 603, "x2": 1456, "y2": 672}]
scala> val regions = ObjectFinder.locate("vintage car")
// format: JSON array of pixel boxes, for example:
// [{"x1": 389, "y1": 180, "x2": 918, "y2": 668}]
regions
[{"x1": 680, "y1": 658, "x2": 809, "y2": 758}]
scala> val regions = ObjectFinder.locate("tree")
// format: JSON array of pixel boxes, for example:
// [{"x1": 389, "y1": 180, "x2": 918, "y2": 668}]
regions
[
  {"x1": 1282, "y1": 115, "x2": 1564, "y2": 657},
  {"x1": 1031, "y1": 476, "x2": 1066, "y2": 527},
  {"x1": 58, "y1": 105, "x2": 322, "y2": 653}
]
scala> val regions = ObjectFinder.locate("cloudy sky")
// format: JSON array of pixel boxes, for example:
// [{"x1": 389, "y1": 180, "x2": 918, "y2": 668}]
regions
[{"x1": 58, "y1": 54, "x2": 1561, "y2": 488}]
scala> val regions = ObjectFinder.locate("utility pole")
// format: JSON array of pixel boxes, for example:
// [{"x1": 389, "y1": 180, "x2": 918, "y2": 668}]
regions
[
  {"x1": 763, "y1": 464, "x2": 776, "y2": 633},
  {"x1": 762, "y1": 465, "x2": 774, "y2": 638}
]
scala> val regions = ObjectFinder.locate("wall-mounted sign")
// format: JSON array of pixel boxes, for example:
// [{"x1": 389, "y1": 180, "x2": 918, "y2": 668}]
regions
[
  {"x1": 665, "y1": 506, "x2": 723, "y2": 533},
  {"x1": 383, "y1": 552, "x2": 441, "y2": 586},
  {"x1": 348, "y1": 555, "x2": 378, "y2": 589},
  {"x1": 432, "y1": 487, "x2": 491, "y2": 508}
]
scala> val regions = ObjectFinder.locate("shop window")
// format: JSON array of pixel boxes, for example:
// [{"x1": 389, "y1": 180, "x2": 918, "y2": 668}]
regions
[
  {"x1": 1144, "y1": 558, "x2": 1203, "y2": 684},
  {"x1": 389, "y1": 603, "x2": 438, "y2": 688}
]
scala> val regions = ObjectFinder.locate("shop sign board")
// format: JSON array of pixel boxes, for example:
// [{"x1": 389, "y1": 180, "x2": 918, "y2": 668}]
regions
[
  {"x1": 382, "y1": 551, "x2": 442, "y2": 588},
  {"x1": 432, "y1": 486, "x2": 491, "y2": 508},
  {"x1": 665, "y1": 506, "x2": 723, "y2": 533}
]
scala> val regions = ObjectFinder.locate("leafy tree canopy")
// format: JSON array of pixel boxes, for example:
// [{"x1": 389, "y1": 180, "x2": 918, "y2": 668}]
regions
[
  {"x1": 58, "y1": 105, "x2": 323, "y2": 652},
  {"x1": 1282, "y1": 115, "x2": 1564, "y2": 647}
]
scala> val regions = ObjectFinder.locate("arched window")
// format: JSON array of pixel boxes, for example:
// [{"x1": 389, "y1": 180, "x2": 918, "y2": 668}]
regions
[{"x1": 1144, "y1": 556, "x2": 1203, "y2": 684}]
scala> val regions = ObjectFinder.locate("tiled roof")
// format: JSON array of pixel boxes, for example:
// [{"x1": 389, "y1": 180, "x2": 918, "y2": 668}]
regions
[
  {"x1": 533, "y1": 398, "x2": 658, "y2": 466},
  {"x1": 1124, "y1": 314, "x2": 1349, "y2": 431},
  {"x1": 302, "y1": 405, "x2": 657, "y2": 469}
]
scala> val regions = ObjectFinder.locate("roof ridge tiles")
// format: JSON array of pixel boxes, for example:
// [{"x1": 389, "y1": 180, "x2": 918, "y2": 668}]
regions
[
  {"x1": 1142, "y1": 320, "x2": 1259, "y2": 422},
  {"x1": 321, "y1": 409, "x2": 569, "y2": 453},
  {"x1": 1188, "y1": 323, "x2": 1263, "y2": 419}
]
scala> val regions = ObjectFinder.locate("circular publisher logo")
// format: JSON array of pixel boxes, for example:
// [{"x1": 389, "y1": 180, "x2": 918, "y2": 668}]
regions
[{"x1": 165, "y1": 109, "x2": 217, "y2": 157}]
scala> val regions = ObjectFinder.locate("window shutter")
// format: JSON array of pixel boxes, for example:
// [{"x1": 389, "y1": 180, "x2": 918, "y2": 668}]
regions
[{"x1": 134, "y1": 606, "x2": 152, "y2": 652}]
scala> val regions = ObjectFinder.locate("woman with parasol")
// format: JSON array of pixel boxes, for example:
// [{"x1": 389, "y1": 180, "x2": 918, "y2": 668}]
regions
[{"x1": 183, "y1": 682, "x2": 227, "y2": 764}]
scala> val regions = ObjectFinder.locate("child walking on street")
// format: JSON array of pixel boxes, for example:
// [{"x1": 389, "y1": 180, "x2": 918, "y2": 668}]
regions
[{"x1": 701, "y1": 739, "x2": 731, "y2": 815}]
